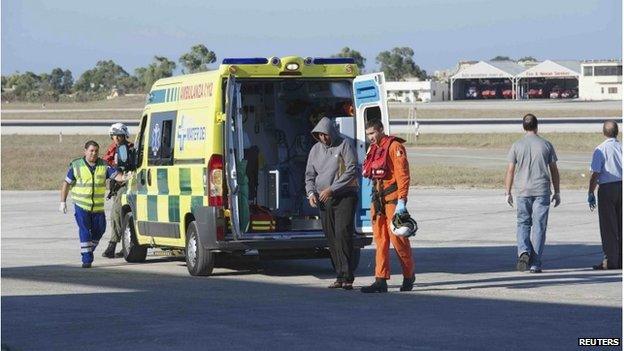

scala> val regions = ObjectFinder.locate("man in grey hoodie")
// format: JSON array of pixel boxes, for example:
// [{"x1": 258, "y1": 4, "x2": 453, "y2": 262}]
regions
[{"x1": 305, "y1": 117, "x2": 359, "y2": 290}]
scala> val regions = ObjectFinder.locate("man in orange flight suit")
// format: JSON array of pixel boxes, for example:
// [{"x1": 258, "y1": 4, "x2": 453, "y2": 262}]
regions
[{"x1": 361, "y1": 119, "x2": 415, "y2": 293}]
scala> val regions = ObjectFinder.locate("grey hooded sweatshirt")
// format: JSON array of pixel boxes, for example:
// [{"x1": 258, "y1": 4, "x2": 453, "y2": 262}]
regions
[{"x1": 305, "y1": 117, "x2": 358, "y2": 197}]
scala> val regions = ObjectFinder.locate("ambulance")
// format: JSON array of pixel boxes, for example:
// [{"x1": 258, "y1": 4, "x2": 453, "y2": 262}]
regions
[{"x1": 120, "y1": 56, "x2": 390, "y2": 276}]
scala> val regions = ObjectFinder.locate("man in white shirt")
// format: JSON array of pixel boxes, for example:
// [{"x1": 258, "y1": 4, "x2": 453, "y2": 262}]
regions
[{"x1": 588, "y1": 120, "x2": 622, "y2": 270}]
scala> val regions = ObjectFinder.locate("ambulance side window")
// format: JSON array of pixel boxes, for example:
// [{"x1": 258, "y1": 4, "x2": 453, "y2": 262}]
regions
[
  {"x1": 364, "y1": 106, "x2": 381, "y2": 125},
  {"x1": 363, "y1": 106, "x2": 382, "y2": 148},
  {"x1": 148, "y1": 111, "x2": 177, "y2": 166},
  {"x1": 160, "y1": 120, "x2": 174, "y2": 165},
  {"x1": 136, "y1": 115, "x2": 147, "y2": 168}
]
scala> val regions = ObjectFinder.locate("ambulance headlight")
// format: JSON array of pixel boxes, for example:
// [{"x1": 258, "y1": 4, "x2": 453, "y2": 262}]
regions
[{"x1": 285, "y1": 63, "x2": 299, "y2": 71}]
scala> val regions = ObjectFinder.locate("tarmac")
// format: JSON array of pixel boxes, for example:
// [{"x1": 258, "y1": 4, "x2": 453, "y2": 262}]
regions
[{"x1": 1, "y1": 189, "x2": 622, "y2": 350}]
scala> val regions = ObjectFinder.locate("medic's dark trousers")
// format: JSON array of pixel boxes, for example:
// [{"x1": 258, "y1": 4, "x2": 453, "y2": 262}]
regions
[
  {"x1": 319, "y1": 193, "x2": 358, "y2": 283},
  {"x1": 598, "y1": 181, "x2": 623, "y2": 268},
  {"x1": 74, "y1": 205, "x2": 106, "y2": 264}
]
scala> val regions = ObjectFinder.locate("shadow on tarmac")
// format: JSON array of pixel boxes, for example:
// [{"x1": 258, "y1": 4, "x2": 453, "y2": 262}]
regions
[{"x1": 2, "y1": 244, "x2": 621, "y2": 351}]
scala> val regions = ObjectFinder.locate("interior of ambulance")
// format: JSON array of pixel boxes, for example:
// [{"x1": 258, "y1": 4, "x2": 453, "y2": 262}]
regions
[{"x1": 225, "y1": 78, "x2": 357, "y2": 237}]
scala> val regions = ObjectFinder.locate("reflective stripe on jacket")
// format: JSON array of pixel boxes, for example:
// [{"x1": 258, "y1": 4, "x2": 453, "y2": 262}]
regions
[{"x1": 70, "y1": 158, "x2": 107, "y2": 213}]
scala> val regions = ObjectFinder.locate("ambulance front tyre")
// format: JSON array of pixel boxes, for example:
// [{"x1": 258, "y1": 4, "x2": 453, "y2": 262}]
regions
[
  {"x1": 122, "y1": 212, "x2": 147, "y2": 263},
  {"x1": 185, "y1": 221, "x2": 215, "y2": 276}
]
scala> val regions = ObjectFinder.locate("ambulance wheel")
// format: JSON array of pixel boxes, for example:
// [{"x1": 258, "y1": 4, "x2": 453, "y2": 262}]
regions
[
  {"x1": 329, "y1": 247, "x2": 361, "y2": 272},
  {"x1": 122, "y1": 212, "x2": 147, "y2": 263},
  {"x1": 185, "y1": 221, "x2": 215, "y2": 276}
]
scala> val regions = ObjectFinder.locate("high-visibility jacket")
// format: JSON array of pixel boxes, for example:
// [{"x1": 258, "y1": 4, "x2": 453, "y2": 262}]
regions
[{"x1": 70, "y1": 158, "x2": 108, "y2": 213}]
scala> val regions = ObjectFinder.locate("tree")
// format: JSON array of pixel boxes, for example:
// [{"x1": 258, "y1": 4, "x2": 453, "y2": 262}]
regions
[
  {"x1": 49, "y1": 68, "x2": 64, "y2": 93},
  {"x1": 375, "y1": 47, "x2": 427, "y2": 81},
  {"x1": 135, "y1": 56, "x2": 177, "y2": 91},
  {"x1": 11, "y1": 72, "x2": 40, "y2": 98},
  {"x1": 116, "y1": 75, "x2": 142, "y2": 93},
  {"x1": 61, "y1": 69, "x2": 74, "y2": 94},
  {"x1": 75, "y1": 60, "x2": 130, "y2": 92},
  {"x1": 518, "y1": 56, "x2": 538, "y2": 62},
  {"x1": 331, "y1": 47, "x2": 366, "y2": 71},
  {"x1": 490, "y1": 56, "x2": 512, "y2": 61},
  {"x1": 179, "y1": 44, "x2": 217, "y2": 73}
]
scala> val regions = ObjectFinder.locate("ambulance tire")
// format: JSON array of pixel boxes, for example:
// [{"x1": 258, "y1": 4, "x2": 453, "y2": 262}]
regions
[
  {"x1": 122, "y1": 212, "x2": 147, "y2": 263},
  {"x1": 185, "y1": 221, "x2": 215, "y2": 276},
  {"x1": 329, "y1": 247, "x2": 361, "y2": 272}
]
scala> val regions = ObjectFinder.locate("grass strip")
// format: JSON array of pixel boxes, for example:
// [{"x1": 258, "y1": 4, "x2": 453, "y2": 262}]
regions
[
  {"x1": 0, "y1": 134, "x2": 598, "y2": 190},
  {"x1": 400, "y1": 133, "x2": 609, "y2": 153},
  {"x1": 410, "y1": 165, "x2": 587, "y2": 189}
]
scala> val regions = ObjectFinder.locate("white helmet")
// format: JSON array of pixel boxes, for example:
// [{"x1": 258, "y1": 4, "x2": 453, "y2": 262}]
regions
[
  {"x1": 391, "y1": 212, "x2": 418, "y2": 237},
  {"x1": 109, "y1": 122, "x2": 129, "y2": 137}
]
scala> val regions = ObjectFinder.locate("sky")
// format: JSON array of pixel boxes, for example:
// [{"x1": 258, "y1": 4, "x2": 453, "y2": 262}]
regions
[{"x1": 1, "y1": 0, "x2": 622, "y2": 77}]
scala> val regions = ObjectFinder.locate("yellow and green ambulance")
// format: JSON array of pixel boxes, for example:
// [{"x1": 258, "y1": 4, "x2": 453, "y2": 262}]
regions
[{"x1": 120, "y1": 56, "x2": 390, "y2": 276}]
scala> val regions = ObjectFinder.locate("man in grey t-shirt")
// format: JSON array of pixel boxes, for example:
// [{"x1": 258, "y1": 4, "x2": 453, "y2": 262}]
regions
[{"x1": 504, "y1": 114, "x2": 561, "y2": 273}]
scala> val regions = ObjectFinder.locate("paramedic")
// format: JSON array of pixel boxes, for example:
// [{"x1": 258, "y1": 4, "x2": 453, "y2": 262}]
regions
[
  {"x1": 60, "y1": 140, "x2": 129, "y2": 268},
  {"x1": 305, "y1": 117, "x2": 359, "y2": 290},
  {"x1": 360, "y1": 119, "x2": 415, "y2": 293},
  {"x1": 102, "y1": 123, "x2": 134, "y2": 259}
]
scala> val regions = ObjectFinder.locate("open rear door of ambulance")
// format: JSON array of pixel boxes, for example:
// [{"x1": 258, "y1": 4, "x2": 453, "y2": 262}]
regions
[
  {"x1": 353, "y1": 72, "x2": 390, "y2": 234},
  {"x1": 224, "y1": 75, "x2": 242, "y2": 240}
]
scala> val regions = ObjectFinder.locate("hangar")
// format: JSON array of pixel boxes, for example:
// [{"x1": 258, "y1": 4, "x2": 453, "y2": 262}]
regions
[
  {"x1": 450, "y1": 61, "x2": 525, "y2": 100},
  {"x1": 515, "y1": 60, "x2": 580, "y2": 99}
]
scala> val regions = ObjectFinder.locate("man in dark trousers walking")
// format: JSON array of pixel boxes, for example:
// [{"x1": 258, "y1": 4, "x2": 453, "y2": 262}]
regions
[
  {"x1": 305, "y1": 117, "x2": 359, "y2": 290},
  {"x1": 588, "y1": 120, "x2": 622, "y2": 270}
]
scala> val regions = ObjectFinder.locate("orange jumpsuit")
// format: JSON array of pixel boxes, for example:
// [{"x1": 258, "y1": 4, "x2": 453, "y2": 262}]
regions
[{"x1": 371, "y1": 136, "x2": 414, "y2": 279}]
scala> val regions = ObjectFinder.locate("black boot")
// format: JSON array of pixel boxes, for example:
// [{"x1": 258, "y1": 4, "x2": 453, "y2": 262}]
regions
[
  {"x1": 360, "y1": 278, "x2": 388, "y2": 293},
  {"x1": 102, "y1": 242, "x2": 116, "y2": 258},
  {"x1": 400, "y1": 275, "x2": 415, "y2": 292}
]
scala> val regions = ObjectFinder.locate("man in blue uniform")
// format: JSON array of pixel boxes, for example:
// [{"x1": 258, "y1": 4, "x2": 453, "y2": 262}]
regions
[{"x1": 60, "y1": 140, "x2": 128, "y2": 268}]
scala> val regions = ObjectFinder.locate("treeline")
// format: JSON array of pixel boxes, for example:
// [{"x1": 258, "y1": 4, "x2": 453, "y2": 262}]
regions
[{"x1": 2, "y1": 45, "x2": 427, "y2": 103}]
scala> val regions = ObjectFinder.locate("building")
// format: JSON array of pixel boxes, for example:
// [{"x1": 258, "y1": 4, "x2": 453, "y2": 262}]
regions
[
  {"x1": 449, "y1": 60, "x2": 525, "y2": 100},
  {"x1": 433, "y1": 60, "x2": 478, "y2": 83},
  {"x1": 386, "y1": 79, "x2": 450, "y2": 102},
  {"x1": 515, "y1": 60, "x2": 580, "y2": 99},
  {"x1": 579, "y1": 60, "x2": 622, "y2": 100}
]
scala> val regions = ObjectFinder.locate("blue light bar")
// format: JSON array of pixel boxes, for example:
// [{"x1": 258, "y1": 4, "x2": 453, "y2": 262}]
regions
[
  {"x1": 312, "y1": 57, "x2": 355, "y2": 64},
  {"x1": 222, "y1": 58, "x2": 269, "y2": 64}
]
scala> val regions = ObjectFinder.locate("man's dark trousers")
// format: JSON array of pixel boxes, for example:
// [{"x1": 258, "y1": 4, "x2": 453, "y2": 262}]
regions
[
  {"x1": 319, "y1": 193, "x2": 357, "y2": 283},
  {"x1": 598, "y1": 181, "x2": 622, "y2": 268}
]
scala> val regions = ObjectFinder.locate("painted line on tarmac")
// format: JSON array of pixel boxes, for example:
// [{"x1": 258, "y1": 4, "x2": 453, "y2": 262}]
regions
[
  {"x1": 391, "y1": 117, "x2": 611, "y2": 125},
  {"x1": 1, "y1": 120, "x2": 139, "y2": 126}
]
